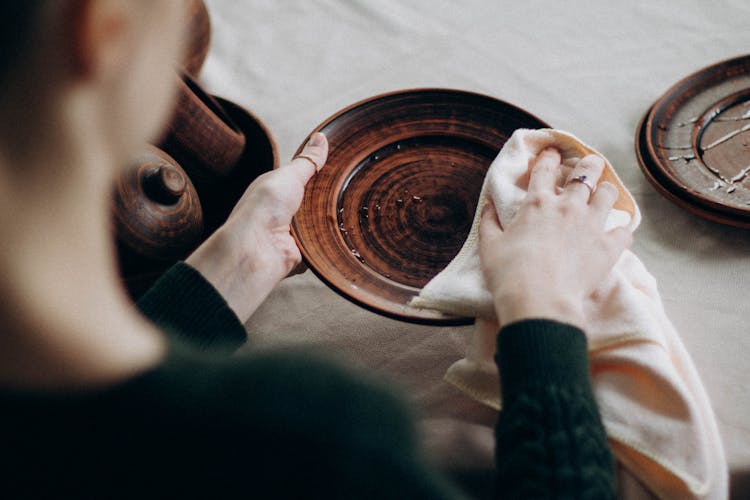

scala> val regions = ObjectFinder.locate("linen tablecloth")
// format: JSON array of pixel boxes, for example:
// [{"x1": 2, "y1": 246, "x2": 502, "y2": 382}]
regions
[{"x1": 203, "y1": 1, "x2": 750, "y2": 497}]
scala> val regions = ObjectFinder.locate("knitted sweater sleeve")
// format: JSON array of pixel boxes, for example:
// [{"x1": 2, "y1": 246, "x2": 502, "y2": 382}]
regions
[
  {"x1": 136, "y1": 261, "x2": 247, "y2": 352},
  {"x1": 494, "y1": 319, "x2": 616, "y2": 499}
]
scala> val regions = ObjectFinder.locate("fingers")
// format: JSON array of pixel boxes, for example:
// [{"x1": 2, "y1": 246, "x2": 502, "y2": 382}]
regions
[
  {"x1": 562, "y1": 154, "x2": 605, "y2": 202},
  {"x1": 589, "y1": 181, "x2": 619, "y2": 223},
  {"x1": 605, "y1": 226, "x2": 633, "y2": 263},
  {"x1": 287, "y1": 132, "x2": 328, "y2": 185},
  {"x1": 527, "y1": 148, "x2": 562, "y2": 194}
]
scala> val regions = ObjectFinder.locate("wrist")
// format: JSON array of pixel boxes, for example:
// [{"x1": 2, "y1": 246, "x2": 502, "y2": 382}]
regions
[
  {"x1": 494, "y1": 292, "x2": 585, "y2": 330},
  {"x1": 186, "y1": 227, "x2": 282, "y2": 323}
]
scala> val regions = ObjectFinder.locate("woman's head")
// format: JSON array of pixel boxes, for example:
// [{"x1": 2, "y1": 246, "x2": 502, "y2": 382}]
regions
[{"x1": 0, "y1": 0, "x2": 188, "y2": 168}]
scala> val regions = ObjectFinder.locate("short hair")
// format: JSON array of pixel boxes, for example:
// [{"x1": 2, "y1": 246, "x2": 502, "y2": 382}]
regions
[{"x1": 0, "y1": 2, "x2": 43, "y2": 85}]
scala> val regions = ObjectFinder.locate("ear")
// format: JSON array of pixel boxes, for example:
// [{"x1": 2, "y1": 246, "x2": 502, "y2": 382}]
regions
[{"x1": 67, "y1": 0, "x2": 131, "y2": 80}]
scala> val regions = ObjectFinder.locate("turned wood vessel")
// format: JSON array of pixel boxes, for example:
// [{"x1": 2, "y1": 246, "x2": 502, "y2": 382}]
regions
[
  {"x1": 292, "y1": 89, "x2": 549, "y2": 324},
  {"x1": 115, "y1": 96, "x2": 278, "y2": 297},
  {"x1": 637, "y1": 54, "x2": 750, "y2": 228},
  {"x1": 114, "y1": 145, "x2": 203, "y2": 260},
  {"x1": 159, "y1": 73, "x2": 246, "y2": 188},
  {"x1": 201, "y1": 96, "x2": 279, "y2": 234}
]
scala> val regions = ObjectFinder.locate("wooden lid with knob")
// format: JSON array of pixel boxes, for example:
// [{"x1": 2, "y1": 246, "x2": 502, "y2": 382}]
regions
[{"x1": 113, "y1": 146, "x2": 203, "y2": 260}]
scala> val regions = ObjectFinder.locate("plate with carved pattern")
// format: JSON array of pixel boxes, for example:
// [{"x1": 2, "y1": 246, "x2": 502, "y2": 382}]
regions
[
  {"x1": 638, "y1": 54, "x2": 750, "y2": 227},
  {"x1": 292, "y1": 89, "x2": 549, "y2": 324}
]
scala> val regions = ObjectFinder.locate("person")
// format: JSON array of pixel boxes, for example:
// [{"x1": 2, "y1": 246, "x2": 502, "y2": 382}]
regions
[{"x1": 0, "y1": 1, "x2": 631, "y2": 498}]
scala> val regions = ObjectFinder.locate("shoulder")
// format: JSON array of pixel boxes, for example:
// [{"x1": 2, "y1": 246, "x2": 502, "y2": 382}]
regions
[
  {"x1": 3, "y1": 344, "x2": 427, "y2": 498},
  {"x1": 136, "y1": 346, "x2": 432, "y2": 497}
]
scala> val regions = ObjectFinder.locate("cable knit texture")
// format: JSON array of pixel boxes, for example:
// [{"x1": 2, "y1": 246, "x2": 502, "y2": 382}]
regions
[
  {"x1": 136, "y1": 261, "x2": 247, "y2": 351},
  {"x1": 0, "y1": 264, "x2": 615, "y2": 498},
  {"x1": 495, "y1": 320, "x2": 616, "y2": 500}
]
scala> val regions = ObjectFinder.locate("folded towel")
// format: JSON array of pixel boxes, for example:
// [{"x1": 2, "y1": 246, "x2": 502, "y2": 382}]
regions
[{"x1": 411, "y1": 129, "x2": 727, "y2": 500}]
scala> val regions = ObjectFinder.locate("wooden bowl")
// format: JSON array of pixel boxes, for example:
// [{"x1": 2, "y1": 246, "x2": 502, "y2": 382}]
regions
[
  {"x1": 114, "y1": 145, "x2": 203, "y2": 260},
  {"x1": 638, "y1": 54, "x2": 750, "y2": 228},
  {"x1": 159, "y1": 73, "x2": 246, "y2": 188},
  {"x1": 183, "y1": 0, "x2": 211, "y2": 77},
  {"x1": 292, "y1": 89, "x2": 549, "y2": 324},
  {"x1": 199, "y1": 96, "x2": 279, "y2": 234}
]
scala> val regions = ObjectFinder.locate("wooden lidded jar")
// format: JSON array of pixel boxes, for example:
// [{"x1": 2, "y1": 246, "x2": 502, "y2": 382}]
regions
[{"x1": 114, "y1": 146, "x2": 203, "y2": 296}]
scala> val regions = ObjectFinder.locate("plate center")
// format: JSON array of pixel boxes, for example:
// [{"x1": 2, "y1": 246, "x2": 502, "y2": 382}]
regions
[
  {"x1": 697, "y1": 92, "x2": 750, "y2": 194},
  {"x1": 337, "y1": 136, "x2": 493, "y2": 288}
]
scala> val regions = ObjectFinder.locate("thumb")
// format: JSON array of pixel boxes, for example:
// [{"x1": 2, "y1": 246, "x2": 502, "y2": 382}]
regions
[
  {"x1": 479, "y1": 198, "x2": 503, "y2": 237},
  {"x1": 478, "y1": 198, "x2": 504, "y2": 257},
  {"x1": 288, "y1": 132, "x2": 328, "y2": 184}
]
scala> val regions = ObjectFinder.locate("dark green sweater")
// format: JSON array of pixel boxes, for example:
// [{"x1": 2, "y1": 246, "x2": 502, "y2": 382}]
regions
[{"x1": 0, "y1": 263, "x2": 615, "y2": 499}]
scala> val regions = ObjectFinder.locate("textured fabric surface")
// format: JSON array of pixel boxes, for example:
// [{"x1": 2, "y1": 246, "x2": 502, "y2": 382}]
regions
[
  {"x1": 2, "y1": 333, "x2": 459, "y2": 498},
  {"x1": 494, "y1": 320, "x2": 616, "y2": 500},
  {"x1": 137, "y1": 262, "x2": 247, "y2": 351},
  {"x1": 5, "y1": 263, "x2": 466, "y2": 498},
  {"x1": 202, "y1": 1, "x2": 750, "y2": 497},
  {"x1": 413, "y1": 128, "x2": 726, "y2": 499},
  {"x1": 1, "y1": 266, "x2": 615, "y2": 498}
]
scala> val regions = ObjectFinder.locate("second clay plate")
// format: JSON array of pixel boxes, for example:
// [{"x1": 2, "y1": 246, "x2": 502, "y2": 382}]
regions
[
  {"x1": 638, "y1": 54, "x2": 750, "y2": 227},
  {"x1": 292, "y1": 89, "x2": 549, "y2": 324}
]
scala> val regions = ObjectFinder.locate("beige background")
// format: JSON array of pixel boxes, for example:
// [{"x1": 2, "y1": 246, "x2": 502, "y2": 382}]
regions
[{"x1": 202, "y1": 1, "x2": 750, "y2": 497}]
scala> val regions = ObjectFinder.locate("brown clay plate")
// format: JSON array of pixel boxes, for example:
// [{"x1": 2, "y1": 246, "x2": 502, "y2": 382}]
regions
[
  {"x1": 639, "y1": 55, "x2": 750, "y2": 227},
  {"x1": 292, "y1": 89, "x2": 549, "y2": 324}
]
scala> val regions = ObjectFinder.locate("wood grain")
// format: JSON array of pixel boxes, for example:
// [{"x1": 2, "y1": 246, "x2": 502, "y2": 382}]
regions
[
  {"x1": 115, "y1": 97, "x2": 277, "y2": 298},
  {"x1": 292, "y1": 89, "x2": 549, "y2": 324},
  {"x1": 159, "y1": 74, "x2": 246, "y2": 184},
  {"x1": 114, "y1": 146, "x2": 203, "y2": 260},
  {"x1": 202, "y1": 97, "x2": 278, "y2": 235},
  {"x1": 639, "y1": 54, "x2": 750, "y2": 228}
]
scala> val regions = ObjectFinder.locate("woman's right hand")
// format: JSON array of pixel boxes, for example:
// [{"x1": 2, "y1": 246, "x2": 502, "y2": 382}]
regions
[{"x1": 478, "y1": 148, "x2": 632, "y2": 329}]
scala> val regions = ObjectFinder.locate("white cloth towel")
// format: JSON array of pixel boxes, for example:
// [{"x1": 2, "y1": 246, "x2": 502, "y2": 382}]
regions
[{"x1": 411, "y1": 129, "x2": 728, "y2": 500}]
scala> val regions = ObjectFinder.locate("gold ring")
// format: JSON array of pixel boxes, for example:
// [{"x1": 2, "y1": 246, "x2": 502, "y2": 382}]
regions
[
  {"x1": 565, "y1": 174, "x2": 595, "y2": 194},
  {"x1": 293, "y1": 154, "x2": 320, "y2": 171}
]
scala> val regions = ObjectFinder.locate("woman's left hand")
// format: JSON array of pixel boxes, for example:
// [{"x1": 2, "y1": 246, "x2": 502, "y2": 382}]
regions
[{"x1": 186, "y1": 133, "x2": 328, "y2": 323}]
